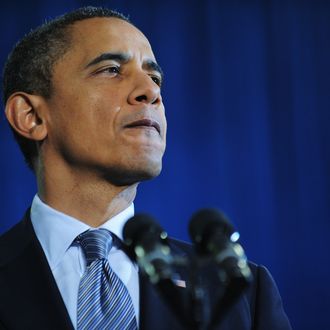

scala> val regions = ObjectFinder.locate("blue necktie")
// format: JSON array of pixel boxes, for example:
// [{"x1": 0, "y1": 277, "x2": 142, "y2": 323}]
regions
[{"x1": 77, "y1": 228, "x2": 137, "y2": 330}]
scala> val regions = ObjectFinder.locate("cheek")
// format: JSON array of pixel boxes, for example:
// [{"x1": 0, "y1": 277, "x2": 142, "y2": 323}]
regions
[
  {"x1": 49, "y1": 85, "x2": 127, "y2": 149},
  {"x1": 91, "y1": 104, "x2": 121, "y2": 139}
]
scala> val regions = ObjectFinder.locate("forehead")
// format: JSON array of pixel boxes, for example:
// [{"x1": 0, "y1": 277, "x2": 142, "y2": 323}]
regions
[{"x1": 67, "y1": 17, "x2": 156, "y2": 64}]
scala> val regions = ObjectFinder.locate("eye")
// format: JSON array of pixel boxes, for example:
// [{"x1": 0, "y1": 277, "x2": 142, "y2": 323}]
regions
[
  {"x1": 150, "y1": 75, "x2": 162, "y2": 87},
  {"x1": 95, "y1": 65, "x2": 121, "y2": 76}
]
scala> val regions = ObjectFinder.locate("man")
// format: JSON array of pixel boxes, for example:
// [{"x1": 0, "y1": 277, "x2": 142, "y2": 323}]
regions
[{"x1": 0, "y1": 6, "x2": 291, "y2": 330}]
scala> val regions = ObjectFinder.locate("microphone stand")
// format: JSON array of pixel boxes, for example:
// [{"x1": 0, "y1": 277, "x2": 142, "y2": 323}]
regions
[
  {"x1": 140, "y1": 253, "x2": 251, "y2": 330},
  {"x1": 187, "y1": 253, "x2": 252, "y2": 330},
  {"x1": 187, "y1": 255, "x2": 212, "y2": 330}
]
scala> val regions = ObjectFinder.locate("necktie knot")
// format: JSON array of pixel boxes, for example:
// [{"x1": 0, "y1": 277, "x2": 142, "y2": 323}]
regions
[{"x1": 77, "y1": 228, "x2": 113, "y2": 266}]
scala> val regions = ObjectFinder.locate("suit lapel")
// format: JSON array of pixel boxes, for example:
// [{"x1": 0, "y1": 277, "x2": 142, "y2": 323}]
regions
[{"x1": 0, "y1": 213, "x2": 74, "y2": 330}]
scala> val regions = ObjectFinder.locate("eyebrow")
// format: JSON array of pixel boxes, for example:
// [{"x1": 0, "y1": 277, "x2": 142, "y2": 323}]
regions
[
  {"x1": 85, "y1": 52, "x2": 130, "y2": 68},
  {"x1": 85, "y1": 52, "x2": 164, "y2": 81}
]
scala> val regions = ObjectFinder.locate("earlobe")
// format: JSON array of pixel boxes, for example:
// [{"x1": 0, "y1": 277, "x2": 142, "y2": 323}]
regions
[{"x1": 5, "y1": 93, "x2": 48, "y2": 141}]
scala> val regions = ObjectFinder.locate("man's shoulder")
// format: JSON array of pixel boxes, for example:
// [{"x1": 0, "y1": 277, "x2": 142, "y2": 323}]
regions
[
  {"x1": 166, "y1": 237, "x2": 291, "y2": 329},
  {"x1": 0, "y1": 210, "x2": 32, "y2": 265}
]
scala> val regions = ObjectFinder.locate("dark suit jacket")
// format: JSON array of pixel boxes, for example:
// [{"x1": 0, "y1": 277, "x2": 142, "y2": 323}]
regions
[{"x1": 0, "y1": 212, "x2": 292, "y2": 330}]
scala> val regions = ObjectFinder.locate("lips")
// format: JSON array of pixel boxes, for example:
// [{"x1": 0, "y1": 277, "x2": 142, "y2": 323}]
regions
[{"x1": 125, "y1": 119, "x2": 161, "y2": 134}]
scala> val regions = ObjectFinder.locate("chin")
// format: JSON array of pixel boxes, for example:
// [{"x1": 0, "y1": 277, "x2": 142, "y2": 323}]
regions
[{"x1": 102, "y1": 161, "x2": 163, "y2": 186}]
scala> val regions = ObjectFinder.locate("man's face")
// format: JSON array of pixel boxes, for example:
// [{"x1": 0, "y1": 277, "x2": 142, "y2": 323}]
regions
[{"x1": 44, "y1": 17, "x2": 166, "y2": 185}]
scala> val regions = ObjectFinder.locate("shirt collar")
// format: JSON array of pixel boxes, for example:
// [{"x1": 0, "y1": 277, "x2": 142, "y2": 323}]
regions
[{"x1": 30, "y1": 194, "x2": 134, "y2": 270}]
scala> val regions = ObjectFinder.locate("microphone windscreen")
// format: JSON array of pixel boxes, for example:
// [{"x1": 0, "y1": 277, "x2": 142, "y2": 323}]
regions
[
  {"x1": 123, "y1": 213, "x2": 166, "y2": 248},
  {"x1": 189, "y1": 208, "x2": 235, "y2": 249}
]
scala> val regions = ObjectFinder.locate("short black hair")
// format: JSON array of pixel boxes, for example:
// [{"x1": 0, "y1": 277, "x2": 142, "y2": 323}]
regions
[{"x1": 2, "y1": 6, "x2": 130, "y2": 171}]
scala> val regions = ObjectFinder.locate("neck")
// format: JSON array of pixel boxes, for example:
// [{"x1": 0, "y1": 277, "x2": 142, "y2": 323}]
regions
[{"x1": 36, "y1": 163, "x2": 138, "y2": 227}]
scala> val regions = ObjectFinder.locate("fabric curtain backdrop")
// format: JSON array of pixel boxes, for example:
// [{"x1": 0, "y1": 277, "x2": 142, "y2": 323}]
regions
[{"x1": 0, "y1": 1, "x2": 329, "y2": 329}]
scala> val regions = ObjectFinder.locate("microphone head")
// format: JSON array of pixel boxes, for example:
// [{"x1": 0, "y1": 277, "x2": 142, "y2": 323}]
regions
[
  {"x1": 123, "y1": 213, "x2": 168, "y2": 252},
  {"x1": 189, "y1": 208, "x2": 236, "y2": 254}
]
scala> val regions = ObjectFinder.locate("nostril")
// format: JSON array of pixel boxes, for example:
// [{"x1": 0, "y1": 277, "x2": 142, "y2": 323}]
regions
[{"x1": 135, "y1": 95, "x2": 147, "y2": 102}]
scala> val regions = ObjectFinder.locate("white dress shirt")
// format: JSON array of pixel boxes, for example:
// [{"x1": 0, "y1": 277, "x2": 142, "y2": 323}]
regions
[{"x1": 30, "y1": 194, "x2": 139, "y2": 329}]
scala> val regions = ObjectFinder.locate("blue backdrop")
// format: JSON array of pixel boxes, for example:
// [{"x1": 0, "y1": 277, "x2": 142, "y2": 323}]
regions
[{"x1": 1, "y1": 1, "x2": 329, "y2": 329}]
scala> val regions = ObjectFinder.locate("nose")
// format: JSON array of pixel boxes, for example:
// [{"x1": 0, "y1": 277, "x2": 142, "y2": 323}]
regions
[{"x1": 128, "y1": 72, "x2": 162, "y2": 105}]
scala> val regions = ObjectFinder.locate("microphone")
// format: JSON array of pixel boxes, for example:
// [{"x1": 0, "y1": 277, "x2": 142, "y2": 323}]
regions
[
  {"x1": 123, "y1": 214, "x2": 190, "y2": 328},
  {"x1": 189, "y1": 208, "x2": 252, "y2": 282},
  {"x1": 189, "y1": 208, "x2": 252, "y2": 328},
  {"x1": 123, "y1": 214, "x2": 173, "y2": 284}
]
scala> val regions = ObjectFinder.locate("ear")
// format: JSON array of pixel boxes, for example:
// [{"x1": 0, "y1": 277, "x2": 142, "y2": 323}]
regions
[{"x1": 5, "y1": 92, "x2": 48, "y2": 141}]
